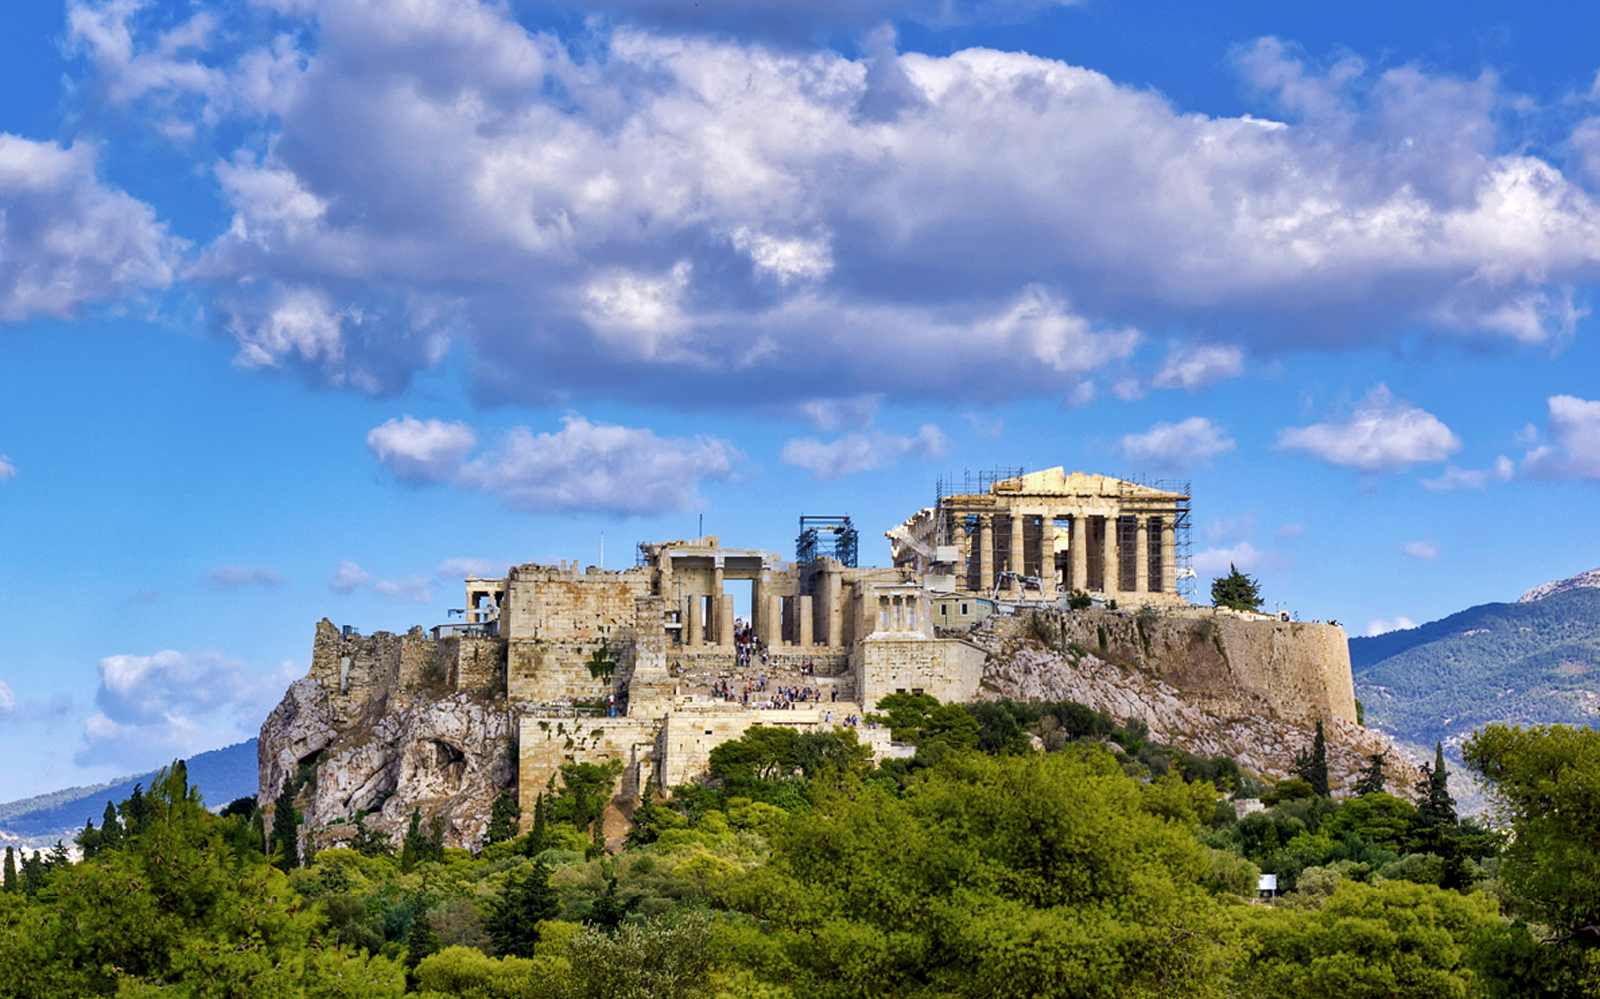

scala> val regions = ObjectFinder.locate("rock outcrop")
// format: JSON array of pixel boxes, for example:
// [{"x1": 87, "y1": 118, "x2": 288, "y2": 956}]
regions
[
  {"x1": 979, "y1": 638, "x2": 1421, "y2": 797},
  {"x1": 258, "y1": 621, "x2": 515, "y2": 854}
]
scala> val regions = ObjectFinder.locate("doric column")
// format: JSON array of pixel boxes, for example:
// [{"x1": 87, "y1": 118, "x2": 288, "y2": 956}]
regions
[
  {"x1": 799, "y1": 595, "x2": 814, "y2": 647},
  {"x1": 1135, "y1": 515, "x2": 1150, "y2": 593},
  {"x1": 1040, "y1": 515, "x2": 1057, "y2": 602},
  {"x1": 1162, "y1": 517, "x2": 1177, "y2": 594},
  {"x1": 826, "y1": 570, "x2": 843, "y2": 648},
  {"x1": 1009, "y1": 510, "x2": 1026, "y2": 595},
  {"x1": 1071, "y1": 514, "x2": 1087, "y2": 593},
  {"x1": 979, "y1": 515, "x2": 994, "y2": 594},
  {"x1": 952, "y1": 516, "x2": 970, "y2": 589},
  {"x1": 712, "y1": 561, "x2": 725, "y2": 644},
  {"x1": 718, "y1": 594, "x2": 734, "y2": 647},
  {"x1": 763, "y1": 594, "x2": 782, "y2": 647},
  {"x1": 686, "y1": 596, "x2": 701, "y2": 647},
  {"x1": 1103, "y1": 516, "x2": 1120, "y2": 595}
]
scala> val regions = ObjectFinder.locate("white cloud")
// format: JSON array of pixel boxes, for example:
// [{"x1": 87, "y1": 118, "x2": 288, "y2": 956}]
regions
[
  {"x1": 0, "y1": 457, "x2": 14, "y2": 482},
  {"x1": 1275, "y1": 522, "x2": 1305, "y2": 540},
  {"x1": 1366, "y1": 616, "x2": 1417, "y2": 637},
  {"x1": 1203, "y1": 512, "x2": 1257, "y2": 545},
  {"x1": 1278, "y1": 385, "x2": 1460, "y2": 472},
  {"x1": 797, "y1": 395, "x2": 881, "y2": 433},
  {"x1": 435, "y1": 557, "x2": 506, "y2": 580},
  {"x1": 1402, "y1": 540, "x2": 1439, "y2": 561},
  {"x1": 0, "y1": 680, "x2": 15, "y2": 715},
  {"x1": 367, "y1": 416, "x2": 479, "y2": 484},
  {"x1": 77, "y1": 649, "x2": 294, "y2": 767},
  {"x1": 1192, "y1": 541, "x2": 1265, "y2": 575},
  {"x1": 1118, "y1": 417, "x2": 1235, "y2": 471},
  {"x1": 781, "y1": 424, "x2": 948, "y2": 481},
  {"x1": 0, "y1": 134, "x2": 178, "y2": 321},
  {"x1": 372, "y1": 576, "x2": 434, "y2": 605},
  {"x1": 329, "y1": 560, "x2": 372, "y2": 594},
  {"x1": 1421, "y1": 455, "x2": 1514, "y2": 491},
  {"x1": 457, "y1": 414, "x2": 738, "y2": 514},
  {"x1": 1523, "y1": 395, "x2": 1600, "y2": 480},
  {"x1": 1152, "y1": 343, "x2": 1245, "y2": 391},
  {"x1": 73, "y1": 4, "x2": 1600, "y2": 405},
  {"x1": 206, "y1": 565, "x2": 285, "y2": 589}
]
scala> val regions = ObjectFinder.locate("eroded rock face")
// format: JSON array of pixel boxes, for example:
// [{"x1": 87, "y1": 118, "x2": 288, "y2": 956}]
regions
[
  {"x1": 982, "y1": 643, "x2": 1421, "y2": 798},
  {"x1": 259, "y1": 681, "x2": 514, "y2": 852}
]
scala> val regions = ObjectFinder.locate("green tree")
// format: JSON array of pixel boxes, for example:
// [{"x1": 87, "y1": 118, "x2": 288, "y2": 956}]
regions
[
  {"x1": 526, "y1": 792, "x2": 549, "y2": 856},
  {"x1": 1419, "y1": 742, "x2": 1457, "y2": 826},
  {"x1": 550, "y1": 761, "x2": 622, "y2": 833},
  {"x1": 98, "y1": 800, "x2": 123, "y2": 851},
  {"x1": 1210, "y1": 563, "x2": 1263, "y2": 612},
  {"x1": 400, "y1": 807, "x2": 428, "y2": 873},
  {"x1": 1464, "y1": 724, "x2": 1600, "y2": 934},
  {"x1": 486, "y1": 789, "x2": 523, "y2": 844},
  {"x1": 486, "y1": 861, "x2": 561, "y2": 958},
  {"x1": 1, "y1": 848, "x2": 12, "y2": 893},
  {"x1": 272, "y1": 780, "x2": 300, "y2": 871},
  {"x1": 584, "y1": 637, "x2": 617, "y2": 686},
  {"x1": 1292, "y1": 721, "x2": 1330, "y2": 797},
  {"x1": 1353, "y1": 751, "x2": 1389, "y2": 796}
]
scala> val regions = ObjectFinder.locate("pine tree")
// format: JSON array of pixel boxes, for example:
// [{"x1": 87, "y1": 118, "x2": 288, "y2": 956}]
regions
[
  {"x1": 21, "y1": 851, "x2": 44, "y2": 896},
  {"x1": 271, "y1": 781, "x2": 300, "y2": 871},
  {"x1": 1353, "y1": 752, "x2": 1388, "y2": 796},
  {"x1": 486, "y1": 861, "x2": 561, "y2": 957},
  {"x1": 99, "y1": 801, "x2": 123, "y2": 851},
  {"x1": 486, "y1": 790, "x2": 522, "y2": 844},
  {"x1": 121, "y1": 784, "x2": 152, "y2": 839},
  {"x1": 403, "y1": 895, "x2": 441, "y2": 990},
  {"x1": 1292, "y1": 721, "x2": 1330, "y2": 797},
  {"x1": 74, "y1": 819, "x2": 102, "y2": 859},
  {"x1": 1210, "y1": 564, "x2": 1263, "y2": 612},
  {"x1": 400, "y1": 807, "x2": 427, "y2": 872},
  {"x1": 2, "y1": 847, "x2": 14, "y2": 893},
  {"x1": 1419, "y1": 742, "x2": 1457, "y2": 826},
  {"x1": 526, "y1": 792, "x2": 548, "y2": 857}
]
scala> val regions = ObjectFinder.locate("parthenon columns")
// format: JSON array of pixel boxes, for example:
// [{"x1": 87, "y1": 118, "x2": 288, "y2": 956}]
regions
[
  {"x1": 978, "y1": 515, "x2": 994, "y2": 594},
  {"x1": 1135, "y1": 514, "x2": 1150, "y2": 593},
  {"x1": 1162, "y1": 517, "x2": 1176, "y2": 594},
  {"x1": 1071, "y1": 515, "x2": 1087, "y2": 593},
  {"x1": 1040, "y1": 517, "x2": 1057, "y2": 601},
  {"x1": 1009, "y1": 511, "x2": 1026, "y2": 595},
  {"x1": 1104, "y1": 517, "x2": 1120, "y2": 595}
]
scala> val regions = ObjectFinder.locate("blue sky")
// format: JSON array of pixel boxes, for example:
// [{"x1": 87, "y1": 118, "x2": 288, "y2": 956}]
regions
[{"x1": 3, "y1": 0, "x2": 1600, "y2": 799}]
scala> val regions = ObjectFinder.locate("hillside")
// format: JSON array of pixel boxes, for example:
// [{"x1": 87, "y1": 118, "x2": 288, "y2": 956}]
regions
[
  {"x1": 1350, "y1": 587, "x2": 1600, "y2": 753},
  {"x1": 0, "y1": 739, "x2": 258, "y2": 850}
]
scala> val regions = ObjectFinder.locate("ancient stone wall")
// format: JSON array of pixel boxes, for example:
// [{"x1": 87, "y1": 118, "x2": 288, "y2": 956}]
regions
[
  {"x1": 454, "y1": 635, "x2": 508, "y2": 692},
  {"x1": 309, "y1": 619, "x2": 402, "y2": 724},
  {"x1": 1000, "y1": 608, "x2": 1356, "y2": 726},
  {"x1": 852, "y1": 633, "x2": 987, "y2": 710},
  {"x1": 502, "y1": 565, "x2": 651, "y2": 642},
  {"x1": 516, "y1": 715, "x2": 662, "y2": 830}
]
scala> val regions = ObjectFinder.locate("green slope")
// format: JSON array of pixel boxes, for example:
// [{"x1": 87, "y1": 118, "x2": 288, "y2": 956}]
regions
[{"x1": 1350, "y1": 588, "x2": 1600, "y2": 751}]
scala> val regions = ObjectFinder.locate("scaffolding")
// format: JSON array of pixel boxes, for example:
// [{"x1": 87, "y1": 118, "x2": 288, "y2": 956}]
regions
[
  {"x1": 933, "y1": 467, "x2": 1025, "y2": 546},
  {"x1": 796, "y1": 515, "x2": 859, "y2": 567},
  {"x1": 1118, "y1": 475, "x2": 1193, "y2": 599}
]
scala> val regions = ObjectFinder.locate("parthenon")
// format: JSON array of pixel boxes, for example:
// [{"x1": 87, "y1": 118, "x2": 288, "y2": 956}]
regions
[{"x1": 887, "y1": 468, "x2": 1191, "y2": 604}]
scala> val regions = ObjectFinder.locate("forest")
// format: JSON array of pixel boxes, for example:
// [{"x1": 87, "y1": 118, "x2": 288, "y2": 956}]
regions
[{"x1": 0, "y1": 693, "x2": 1596, "y2": 999}]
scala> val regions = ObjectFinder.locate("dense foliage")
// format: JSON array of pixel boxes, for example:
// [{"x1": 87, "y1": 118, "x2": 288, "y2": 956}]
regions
[{"x1": 3, "y1": 701, "x2": 1598, "y2": 997}]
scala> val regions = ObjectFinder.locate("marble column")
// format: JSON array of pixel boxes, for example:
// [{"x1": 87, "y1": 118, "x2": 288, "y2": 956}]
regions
[
  {"x1": 1010, "y1": 510, "x2": 1026, "y2": 595},
  {"x1": 1071, "y1": 514, "x2": 1087, "y2": 593},
  {"x1": 1103, "y1": 516, "x2": 1120, "y2": 595},
  {"x1": 979, "y1": 515, "x2": 994, "y2": 594},
  {"x1": 1162, "y1": 517, "x2": 1176, "y2": 594},
  {"x1": 1040, "y1": 515, "x2": 1058, "y2": 602},
  {"x1": 686, "y1": 596, "x2": 701, "y2": 647},
  {"x1": 1135, "y1": 515, "x2": 1150, "y2": 594},
  {"x1": 799, "y1": 595, "x2": 814, "y2": 647}
]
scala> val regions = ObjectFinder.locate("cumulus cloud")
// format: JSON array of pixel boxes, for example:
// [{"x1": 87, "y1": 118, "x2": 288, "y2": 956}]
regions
[
  {"x1": 457, "y1": 415, "x2": 738, "y2": 514},
  {"x1": 1152, "y1": 343, "x2": 1245, "y2": 391},
  {"x1": 1366, "y1": 616, "x2": 1417, "y2": 637},
  {"x1": 1119, "y1": 417, "x2": 1235, "y2": 472},
  {"x1": 1402, "y1": 540, "x2": 1439, "y2": 561},
  {"x1": 0, "y1": 680, "x2": 15, "y2": 715},
  {"x1": 1523, "y1": 395, "x2": 1600, "y2": 480},
  {"x1": 372, "y1": 576, "x2": 435, "y2": 605},
  {"x1": 329, "y1": 560, "x2": 372, "y2": 594},
  {"x1": 0, "y1": 457, "x2": 14, "y2": 482},
  {"x1": 435, "y1": 557, "x2": 506, "y2": 580},
  {"x1": 0, "y1": 134, "x2": 178, "y2": 321},
  {"x1": 67, "y1": 2, "x2": 1600, "y2": 405},
  {"x1": 1278, "y1": 385, "x2": 1460, "y2": 472},
  {"x1": 367, "y1": 416, "x2": 478, "y2": 484},
  {"x1": 1192, "y1": 541, "x2": 1266, "y2": 575},
  {"x1": 1422, "y1": 455, "x2": 1514, "y2": 491},
  {"x1": 77, "y1": 649, "x2": 293, "y2": 767},
  {"x1": 782, "y1": 424, "x2": 948, "y2": 481},
  {"x1": 206, "y1": 564, "x2": 284, "y2": 589}
]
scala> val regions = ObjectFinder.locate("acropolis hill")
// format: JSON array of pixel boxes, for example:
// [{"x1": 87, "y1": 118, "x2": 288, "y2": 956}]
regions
[{"x1": 259, "y1": 469, "x2": 1384, "y2": 852}]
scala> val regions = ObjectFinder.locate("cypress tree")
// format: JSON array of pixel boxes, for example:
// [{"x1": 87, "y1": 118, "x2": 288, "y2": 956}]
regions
[
  {"x1": 271, "y1": 781, "x2": 300, "y2": 871},
  {"x1": 1353, "y1": 752, "x2": 1388, "y2": 796},
  {"x1": 1292, "y1": 721, "x2": 1330, "y2": 797},
  {"x1": 486, "y1": 861, "x2": 561, "y2": 957},
  {"x1": 485, "y1": 790, "x2": 522, "y2": 844},
  {"x1": 400, "y1": 807, "x2": 426, "y2": 872},
  {"x1": 74, "y1": 819, "x2": 101, "y2": 859},
  {"x1": 1419, "y1": 742, "x2": 1458, "y2": 826},
  {"x1": 2, "y1": 847, "x2": 14, "y2": 892},
  {"x1": 99, "y1": 801, "x2": 123, "y2": 851},
  {"x1": 526, "y1": 792, "x2": 548, "y2": 856}
]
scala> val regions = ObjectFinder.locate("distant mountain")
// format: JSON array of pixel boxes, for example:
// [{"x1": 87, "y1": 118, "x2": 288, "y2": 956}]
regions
[
  {"x1": 0, "y1": 739, "x2": 258, "y2": 850},
  {"x1": 1519, "y1": 567, "x2": 1600, "y2": 604},
  {"x1": 1350, "y1": 587, "x2": 1600, "y2": 754}
]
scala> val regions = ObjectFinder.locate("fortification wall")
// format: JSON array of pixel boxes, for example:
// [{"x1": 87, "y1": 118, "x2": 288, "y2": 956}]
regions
[
  {"x1": 516, "y1": 715, "x2": 661, "y2": 830},
  {"x1": 1007, "y1": 609, "x2": 1356, "y2": 726},
  {"x1": 309, "y1": 619, "x2": 402, "y2": 724},
  {"x1": 853, "y1": 635, "x2": 987, "y2": 710},
  {"x1": 502, "y1": 566, "x2": 650, "y2": 642}
]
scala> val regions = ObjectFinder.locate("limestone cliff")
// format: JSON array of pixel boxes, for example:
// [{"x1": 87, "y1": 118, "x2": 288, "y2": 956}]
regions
[
  {"x1": 258, "y1": 620, "x2": 514, "y2": 853},
  {"x1": 975, "y1": 610, "x2": 1419, "y2": 795}
]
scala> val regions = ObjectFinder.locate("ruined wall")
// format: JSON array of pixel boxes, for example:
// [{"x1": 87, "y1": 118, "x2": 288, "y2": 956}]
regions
[
  {"x1": 1009, "y1": 609, "x2": 1357, "y2": 726},
  {"x1": 517, "y1": 715, "x2": 662, "y2": 830},
  {"x1": 454, "y1": 635, "x2": 508, "y2": 692},
  {"x1": 853, "y1": 634, "x2": 987, "y2": 710},
  {"x1": 309, "y1": 619, "x2": 402, "y2": 724},
  {"x1": 654, "y1": 707, "x2": 909, "y2": 788},
  {"x1": 502, "y1": 566, "x2": 651, "y2": 642}
]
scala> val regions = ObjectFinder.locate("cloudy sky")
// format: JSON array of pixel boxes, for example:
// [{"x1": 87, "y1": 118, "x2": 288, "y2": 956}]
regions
[{"x1": 4, "y1": 0, "x2": 1600, "y2": 798}]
